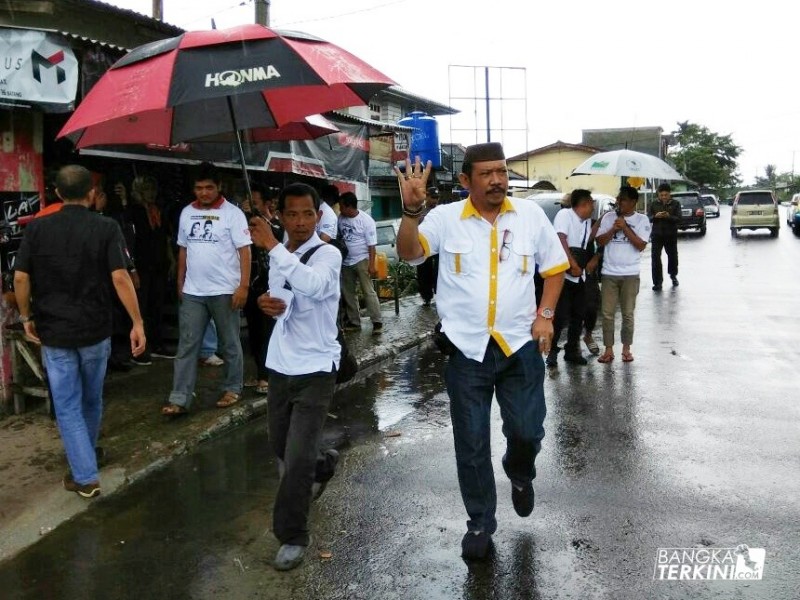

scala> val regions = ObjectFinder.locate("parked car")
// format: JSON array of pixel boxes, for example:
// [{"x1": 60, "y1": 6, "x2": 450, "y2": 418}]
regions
[
  {"x1": 700, "y1": 194, "x2": 720, "y2": 218},
  {"x1": 671, "y1": 191, "x2": 707, "y2": 235},
  {"x1": 375, "y1": 219, "x2": 400, "y2": 263},
  {"x1": 525, "y1": 191, "x2": 617, "y2": 224},
  {"x1": 730, "y1": 190, "x2": 780, "y2": 237},
  {"x1": 786, "y1": 193, "x2": 800, "y2": 235}
]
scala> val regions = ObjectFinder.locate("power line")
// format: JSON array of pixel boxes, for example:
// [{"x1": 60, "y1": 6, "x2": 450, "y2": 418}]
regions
[{"x1": 275, "y1": 0, "x2": 411, "y2": 27}]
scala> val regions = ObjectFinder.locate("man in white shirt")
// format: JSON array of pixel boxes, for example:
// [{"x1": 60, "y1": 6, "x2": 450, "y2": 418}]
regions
[
  {"x1": 547, "y1": 189, "x2": 595, "y2": 367},
  {"x1": 396, "y1": 143, "x2": 568, "y2": 560},
  {"x1": 161, "y1": 163, "x2": 251, "y2": 416},
  {"x1": 595, "y1": 186, "x2": 652, "y2": 363},
  {"x1": 249, "y1": 182, "x2": 342, "y2": 571},
  {"x1": 316, "y1": 184, "x2": 339, "y2": 242},
  {"x1": 338, "y1": 192, "x2": 382, "y2": 333}
]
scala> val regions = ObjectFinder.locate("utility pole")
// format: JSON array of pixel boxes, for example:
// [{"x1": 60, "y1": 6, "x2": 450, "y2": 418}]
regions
[
  {"x1": 152, "y1": 0, "x2": 163, "y2": 20},
  {"x1": 255, "y1": 0, "x2": 270, "y2": 26}
]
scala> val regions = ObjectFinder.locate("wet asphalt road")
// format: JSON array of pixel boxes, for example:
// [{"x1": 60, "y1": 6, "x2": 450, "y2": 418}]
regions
[{"x1": 1, "y1": 205, "x2": 799, "y2": 599}]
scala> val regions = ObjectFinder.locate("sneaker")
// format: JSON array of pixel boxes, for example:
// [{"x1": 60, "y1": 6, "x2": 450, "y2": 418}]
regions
[
  {"x1": 63, "y1": 473, "x2": 101, "y2": 498},
  {"x1": 311, "y1": 449, "x2": 340, "y2": 501},
  {"x1": 371, "y1": 322, "x2": 383, "y2": 335},
  {"x1": 273, "y1": 544, "x2": 307, "y2": 571},
  {"x1": 583, "y1": 334, "x2": 600, "y2": 355},
  {"x1": 151, "y1": 347, "x2": 176, "y2": 359},
  {"x1": 461, "y1": 530, "x2": 492, "y2": 560},
  {"x1": 512, "y1": 482, "x2": 535, "y2": 517},
  {"x1": 131, "y1": 354, "x2": 152, "y2": 366},
  {"x1": 199, "y1": 354, "x2": 224, "y2": 367},
  {"x1": 671, "y1": 276, "x2": 679, "y2": 287}
]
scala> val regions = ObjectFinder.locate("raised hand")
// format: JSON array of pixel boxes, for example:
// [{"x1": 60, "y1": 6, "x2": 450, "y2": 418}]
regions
[{"x1": 393, "y1": 156, "x2": 432, "y2": 212}]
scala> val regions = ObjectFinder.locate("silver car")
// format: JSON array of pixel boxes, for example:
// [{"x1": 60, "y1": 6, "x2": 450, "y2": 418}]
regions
[
  {"x1": 701, "y1": 194, "x2": 720, "y2": 218},
  {"x1": 375, "y1": 219, "x2": 400, "y2": 263}
]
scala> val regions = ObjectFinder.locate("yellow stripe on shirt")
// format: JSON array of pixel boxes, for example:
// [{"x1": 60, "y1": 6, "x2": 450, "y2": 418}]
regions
[
  {"x1": 418, "y1": 232, "x2": 431, "y2": 258},
  {"x1": 540, "y1": 261, "x2": 570, "y2": 278},
  {"x1": 488, "y1": 225, "x2": 498, "y2": 330}
]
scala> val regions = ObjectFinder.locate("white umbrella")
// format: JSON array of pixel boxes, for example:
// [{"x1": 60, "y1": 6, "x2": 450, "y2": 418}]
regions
[{"x1": 570, "y1": 149, "x2": 684, "y2": 180}]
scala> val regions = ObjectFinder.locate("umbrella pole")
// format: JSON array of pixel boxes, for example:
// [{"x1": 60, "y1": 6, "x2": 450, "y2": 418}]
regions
[{"x1": 226, "y1": 97, "x2": 254, "y2": 204}]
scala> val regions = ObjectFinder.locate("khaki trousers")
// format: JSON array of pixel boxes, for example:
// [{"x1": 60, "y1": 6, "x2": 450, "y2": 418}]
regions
[
  {"x1": 341, "y1": 258, "x2": 382, "y2": 326},
  {"x1": 600, "y1": 275, "x2": 640, "y2": 346}
]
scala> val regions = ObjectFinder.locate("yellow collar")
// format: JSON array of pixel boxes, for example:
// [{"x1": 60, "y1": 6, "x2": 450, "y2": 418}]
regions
[{"x1": 460, "y1": 196, "x2": 515, "y2": 220}]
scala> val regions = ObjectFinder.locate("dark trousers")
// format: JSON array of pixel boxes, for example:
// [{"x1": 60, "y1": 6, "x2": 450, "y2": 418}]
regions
[
  {"x1": 243, "y1": 290, "x2": 270, "y2": 380},
  {"x1": 583, "y1": 271, "x2": 601, "y2": 334},
  {"x1": 651, "y1": 234, "x2": 678, "y2": 285},
  {"x1": 444, "y1": 340, "x2": 546, "y2": 534},
  {"x1": 267, "y1": 369, "x2": 337, "y2": 546},
  {"x1": 137, "y1": 268, "x2": 167, "y2": 351},
  {"x1": 553, "y1": 279, "x2": 587, "y2": 354},
  {"x1": 416, "y1": 255, "x2": 439, "y2": 303}
]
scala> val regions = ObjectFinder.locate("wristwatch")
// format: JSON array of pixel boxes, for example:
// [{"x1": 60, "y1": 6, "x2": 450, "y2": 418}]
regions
[{"x1": 537, "y1": 307, "x2": 554, "y2": 320}]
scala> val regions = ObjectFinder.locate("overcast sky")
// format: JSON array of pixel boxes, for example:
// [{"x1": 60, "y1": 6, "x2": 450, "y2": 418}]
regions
[{"x1": 107, "y1": 0, "x2": 800, "y2": 184}]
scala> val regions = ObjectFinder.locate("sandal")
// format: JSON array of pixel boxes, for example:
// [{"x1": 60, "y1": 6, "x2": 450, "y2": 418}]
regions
[
  {"x1": 216, "y1": 391, "x2": 241, "y2": 408},
  {"x1": 621, "y1": 351, "x2": 634, "y2": 362},
  {"x1": 243, "y1": 378, "x2": 259, "y2": 388},
  {"x1": 597, "y1": 351, "x2": 615, "y2": 363},
  {"x1": 161, "y1": 403, "x2": 189, "y2": 417},
  {"x1": 255, "y1": 381, "x2": 269, "y2": 395}
]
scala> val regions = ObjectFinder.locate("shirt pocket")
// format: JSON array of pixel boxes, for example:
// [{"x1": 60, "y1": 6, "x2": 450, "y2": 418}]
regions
[
  {"x1": 510, "y1": 239, "x2": 535, "y2": 277},
  {"x1": 443, "y1": 240, "x2": 474, "y2": 275}
]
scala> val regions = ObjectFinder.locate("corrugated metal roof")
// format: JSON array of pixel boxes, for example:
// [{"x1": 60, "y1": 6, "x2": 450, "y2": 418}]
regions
[
  {"x1": 0, "y1": 24, "x2": 127, "y2": 51},
  {"x1": 330, "y1": 111, "x2": 413, "y2": 134},
  {"x1": 380, "y1": 86, "x2": 459, "y2": 116},
  {"x1": 70, "y1": 0, "x2": 184, "y2": 35}
]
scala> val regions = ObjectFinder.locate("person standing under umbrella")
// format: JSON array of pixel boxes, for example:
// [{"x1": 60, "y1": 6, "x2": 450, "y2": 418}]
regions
[
  {"x1": 648, "y1": 182, "x2": 681, "y2": 291},
  {"x1": 161, "y1": 162, "x2": 251, "y2": 416},
  {"x1": 595, "y1": 186, "x2": 652, "y2": 363},
  {"x1": 249, "y1": 183, "x2": 343, "y2": 571}
]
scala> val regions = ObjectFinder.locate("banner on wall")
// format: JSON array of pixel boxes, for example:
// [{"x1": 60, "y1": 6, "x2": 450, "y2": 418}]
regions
[{"x1": 0, "y1": 28, "x2": 78, "y2": 110}]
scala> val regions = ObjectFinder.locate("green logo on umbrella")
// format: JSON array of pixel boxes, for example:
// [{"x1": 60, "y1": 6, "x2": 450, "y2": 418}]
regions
[{"x1": 591, "y1": 161, "x2": 609, "y2": 169}]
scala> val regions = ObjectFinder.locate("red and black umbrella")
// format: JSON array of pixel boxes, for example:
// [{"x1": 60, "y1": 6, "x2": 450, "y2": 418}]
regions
[{"x1": 59, "y1": 24, "x2": 394, "y2": 148}]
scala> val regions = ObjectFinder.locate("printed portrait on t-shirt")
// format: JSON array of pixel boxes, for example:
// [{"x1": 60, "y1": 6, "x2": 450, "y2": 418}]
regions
[{"x1": 186, "y1": 215, "x2": 219, "y2": 243}]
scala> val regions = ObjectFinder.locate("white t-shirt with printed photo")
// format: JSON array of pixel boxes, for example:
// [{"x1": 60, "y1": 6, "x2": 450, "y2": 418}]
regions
[
  {"x1": 178, "y1": 198, "x2": 252, "y2": 296},
  {"x1": 338, "y1": 210, "x2": 377, "y2": 266},
  {"x1": 597, "y1": 211, "x2": 652, "y2": 277},
  {"x1": 553, "y1": 207, "x2": 591, "y2": 283}
]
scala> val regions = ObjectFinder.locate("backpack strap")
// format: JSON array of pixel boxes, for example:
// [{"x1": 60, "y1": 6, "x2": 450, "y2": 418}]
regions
[{"x1": 283, "y1": 244, "x2": 327, "y2": 291}]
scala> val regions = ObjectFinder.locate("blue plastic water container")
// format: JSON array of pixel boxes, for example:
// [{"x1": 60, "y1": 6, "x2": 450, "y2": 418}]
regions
[{"x1": 397, "y1": 111, "x2": 442, "y2": 169}]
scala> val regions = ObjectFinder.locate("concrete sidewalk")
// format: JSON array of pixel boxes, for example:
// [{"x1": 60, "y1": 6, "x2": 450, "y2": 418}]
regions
[{"x1": 0, "y1": 295, "x2": 438, "y2": 562}]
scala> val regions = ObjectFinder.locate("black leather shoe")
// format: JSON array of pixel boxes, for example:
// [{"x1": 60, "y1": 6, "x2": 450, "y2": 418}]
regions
[
  {"x1": 652, "y1": 284, "x2": 662, "y2": 291},
  {"x1": 461, "y1": 530, "x2": 492, "y2": 560},
  {"x1": 545, "y1": 348, "x2": 559, "y2": 367},
  {"x1": 671, "y1": 276, "x2": 679, "y2": 287},
  {"x1": 512, "y1": 482, "x2": 535, "y2": 517},
  {"x1": 563, "y1": 353, "x2": 588, "y2": 365}
]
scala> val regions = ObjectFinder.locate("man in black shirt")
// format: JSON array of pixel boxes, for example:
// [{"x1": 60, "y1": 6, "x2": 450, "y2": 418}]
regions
[
  {"x1": 648, "y1": 183, "x2": 682, "y2": 290},
  {"x1": 14, "y1": 165, "x2": 145, "y2": 499}
]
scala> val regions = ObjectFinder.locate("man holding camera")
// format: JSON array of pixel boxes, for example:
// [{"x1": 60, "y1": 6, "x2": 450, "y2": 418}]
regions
[{"x1": 546, "y1": 189, "x2": 596, "y2": 367}]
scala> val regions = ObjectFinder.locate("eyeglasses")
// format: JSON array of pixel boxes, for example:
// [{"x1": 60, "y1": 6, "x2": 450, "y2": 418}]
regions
[{"x1": 499, "y1": 229, "x2": 513, "y2": 262}]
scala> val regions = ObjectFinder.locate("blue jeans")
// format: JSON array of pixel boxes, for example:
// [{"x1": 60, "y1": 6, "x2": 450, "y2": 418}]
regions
[
  {"x1": 444, "y1": 340, "x2": 546, "y2": 534},
  {"x1": 200, "y1": 320, "x2": 218, "y2": 359},
  {"x1": 168, "y1": 294, "x2": 243, "y2": 408},
  {"x1": 42, "y1": 338, "x2": 111, "y2": 485}
]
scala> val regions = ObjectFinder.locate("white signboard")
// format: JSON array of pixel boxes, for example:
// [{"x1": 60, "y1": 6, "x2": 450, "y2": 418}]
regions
[{"x1": 0, "y1": 29, "x2": 78, "y2": 108}]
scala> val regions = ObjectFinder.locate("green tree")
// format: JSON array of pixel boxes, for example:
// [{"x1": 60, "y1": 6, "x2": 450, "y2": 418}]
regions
[
  {"x1": 754, "y1": 165, "x2": 800, "y2": 201},
  {"x1": 666, "y1": 121, "x2": 742, "y2": 190}
]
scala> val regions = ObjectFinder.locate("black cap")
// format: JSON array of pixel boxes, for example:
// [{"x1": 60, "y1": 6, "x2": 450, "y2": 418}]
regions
[{"x1": 463, "y1": 142, "x2": 505, "y2": 164}]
